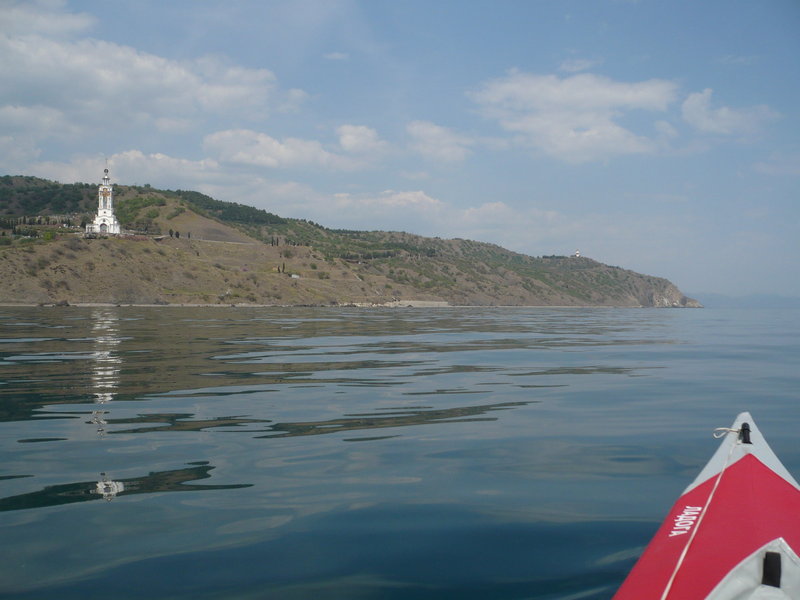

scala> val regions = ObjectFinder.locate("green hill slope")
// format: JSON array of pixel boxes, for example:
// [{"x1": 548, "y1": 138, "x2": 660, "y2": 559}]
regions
[{"x1": 0, "y1": 175, "x2": 701, "y2": 307}]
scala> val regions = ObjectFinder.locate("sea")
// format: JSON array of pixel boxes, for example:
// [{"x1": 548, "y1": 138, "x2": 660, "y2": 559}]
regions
[{"x1": 1, "y1": 306, "x2": 798, "y2": 600}]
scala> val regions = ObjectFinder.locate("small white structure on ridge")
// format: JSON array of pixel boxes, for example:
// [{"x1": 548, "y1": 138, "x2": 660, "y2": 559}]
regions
[
  {"x1": 573, "y1": 249, "x2": 581, "y2": 258},
  {"x1": 86, "y1": 168, "x2": 121, "y2": 235}
]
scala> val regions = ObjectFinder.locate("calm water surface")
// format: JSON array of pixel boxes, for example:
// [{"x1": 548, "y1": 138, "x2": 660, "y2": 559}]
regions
[{"x1": 1, "y1": 306, "x2": 798, "y2": 599}]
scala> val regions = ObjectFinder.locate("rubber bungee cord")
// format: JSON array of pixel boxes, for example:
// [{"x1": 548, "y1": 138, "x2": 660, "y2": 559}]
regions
[{"x1": 659, "y1": 426, "x2": 742, "y2": 600}]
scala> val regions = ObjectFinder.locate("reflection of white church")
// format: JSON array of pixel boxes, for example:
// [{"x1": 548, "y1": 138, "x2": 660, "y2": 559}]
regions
[{"x1": 85, "y1": 168, "x2": 121, "y2": 235}]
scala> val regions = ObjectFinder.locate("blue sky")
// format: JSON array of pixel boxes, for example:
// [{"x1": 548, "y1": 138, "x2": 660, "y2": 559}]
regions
[{"x1": 2, "y1": 0, "x2": 799, "y2": 297}]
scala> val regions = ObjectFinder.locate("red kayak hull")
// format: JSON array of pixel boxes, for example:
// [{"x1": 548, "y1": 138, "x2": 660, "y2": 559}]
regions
[{"x1": 614, "y1": 413, "x2": 800, "y2": 599}]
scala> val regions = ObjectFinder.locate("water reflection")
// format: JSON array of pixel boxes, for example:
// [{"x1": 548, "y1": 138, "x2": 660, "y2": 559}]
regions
[
  {"x1": 88, "y1": 309, "x2": 121, "y2": 435},
  {"x1": 1, "y1": 306, "x2": 729, "y2": 600},
  {"x1": 98, "y1": 400, "x2": 533, "y2": 441},
  {"x1": 260, "y1": 400, "x2": 533, "y2": 440},
  {"x1": 90, "y1": 408, "x2": 108, "y2": 436},
  {"x1": 0, "y1": 462, "x2": 251, "y2": 512},
  {"x1": 107, "y1": 412, "x2": 271, "y2": 434},
  {"x1": 95, "y1": 472, "x2": 125, "y2": 501},
  {"x1": 0, "y1": 307, "x2": 662, "y2": 427}
]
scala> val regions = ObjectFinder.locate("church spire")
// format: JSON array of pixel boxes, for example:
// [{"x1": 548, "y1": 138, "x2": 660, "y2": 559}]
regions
[{"x1": 85, "y1": 165, "x2": 121, "y2": 236}]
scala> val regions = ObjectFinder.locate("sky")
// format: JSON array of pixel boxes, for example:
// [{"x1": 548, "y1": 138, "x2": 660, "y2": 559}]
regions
[{"x1": 1, "y1": 0, "x2": 799, "y2": 297}]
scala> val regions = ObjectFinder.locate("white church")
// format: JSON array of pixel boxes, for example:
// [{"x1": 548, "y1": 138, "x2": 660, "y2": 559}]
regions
[{"x1": 85, "y1": 167, "x2": 121, "y2": 235}]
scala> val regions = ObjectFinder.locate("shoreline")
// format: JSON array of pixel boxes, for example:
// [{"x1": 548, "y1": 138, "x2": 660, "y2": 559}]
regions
[{"x1": 0, "y1": 301, "x2": 670, "y2": 309}]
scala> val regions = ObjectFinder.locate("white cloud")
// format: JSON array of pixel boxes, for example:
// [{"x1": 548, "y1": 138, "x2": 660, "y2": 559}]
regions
[
  {"x1": 0, "y1": 35, "x2": 280, "y2": 122},
  {"x1": 0, "y1": 0, "x2": 95, "y2": 37},
  {"x1": 0, "y1": 1, "x2": 304, "y2": 165},
  {"x1": 442, "y1": 202, "x2": 571, "y2": 253},
  {"x1": 337, "y1": 125, "x2": 387, "y2": 154},
  {"x1": 681, "y1": 88, "x2": 778, "y2": 136},
  {"x1": 24, "y1": 144, "x2": 418, "y2": 229},
  {"x1": 470, "y1": 71, "x2": 677, "y2": 163},
  {"x1": 283, "y1": 189, "x2": 447, "y2": 232},
  {"x1": 24, "y1": 148, "x2": 316, "y2": 220},
  {"x1": 190, "y1": 56, "x2": 279, "y2": 115},
  {"x1": 317, "y1": 192, "x2": 571, "y2": 253},
  {"x1": 154, "y1": 117, "x2": 195, "y2": 134},
  {"x1": 323, "y1": 52, "x2": 349, "y2": 61},
  {"x1": 0, "y1": 135, "x2": 41, "y2": 169},
  {"x1": 279, "y1": 88, "x2": 310, "y2": 113},
  {"x1": 654, "y1": 120, "x2": 679, "y2": 139},
  {"x1": 0, "y1": 104, "x2": 76, "y2": 170},
  {"x1": 333, "y1": 190, "x2": 443, "y2": 211},
  {"x1": 29, "y1": 150, "x2": 221, "y2": 188},
  {"x1": 0, "y1": 104, "x2": 75, "y2": 136},
  {"x1": 406, "y1": 120, "x2": 473, "y2": 162},
  {"x1": 473, "y1": 71, "x2": 675, "y2": 113},
  {"x1": 461, "y1": 201, "x2": 516, "y2": 224},
  {"x1": 107, "y1": 150, "x2": 222, "y2": 185},
  {"x1": 204, "y1": 129, "x2": 360, "y2": 170}
]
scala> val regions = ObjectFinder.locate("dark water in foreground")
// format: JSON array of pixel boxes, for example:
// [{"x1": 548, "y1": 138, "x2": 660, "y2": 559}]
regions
[{"x1": 1, "y1": 306, "x2": 798, "y2": 599}]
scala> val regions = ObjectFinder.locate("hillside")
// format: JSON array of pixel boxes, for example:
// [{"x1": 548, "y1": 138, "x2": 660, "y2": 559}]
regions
[{"x1": 0, "y1": 176, "x2": 701, "y2": 307}]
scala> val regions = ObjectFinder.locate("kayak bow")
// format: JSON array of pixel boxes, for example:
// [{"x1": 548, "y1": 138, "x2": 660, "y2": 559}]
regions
[{"x1": 614, "y1": 412, "x2": 800, "y2": 600}]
